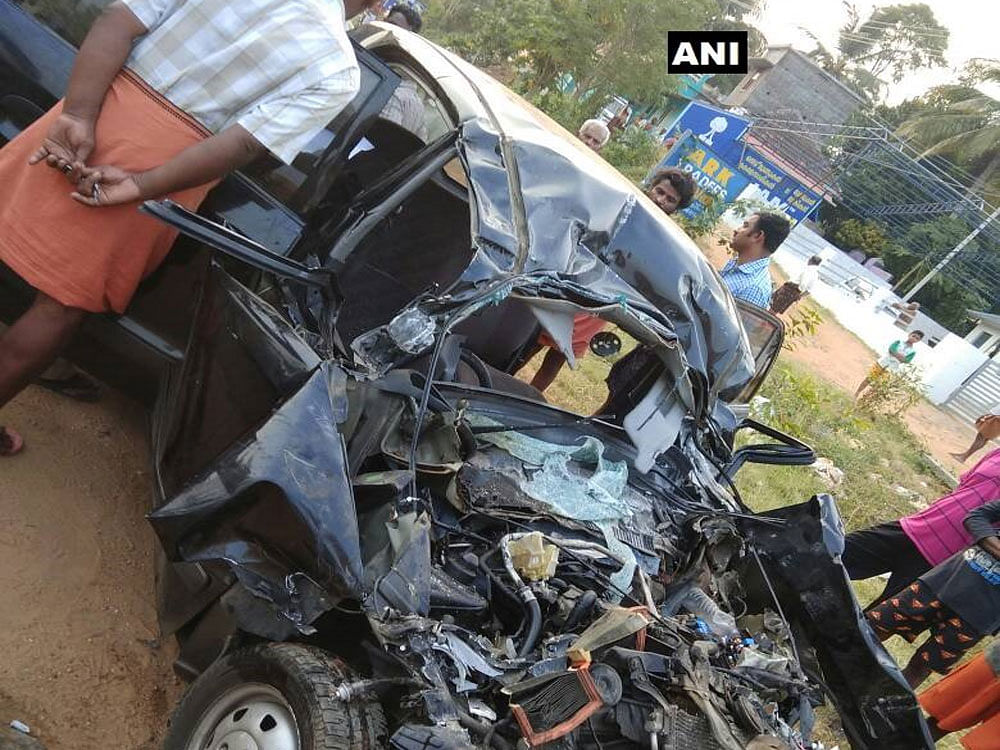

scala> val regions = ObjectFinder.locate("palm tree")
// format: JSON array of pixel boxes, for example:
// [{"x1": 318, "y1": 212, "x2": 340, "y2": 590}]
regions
[{"x1": 896, "y1": 59, "x2": 1000, "y2": 198}]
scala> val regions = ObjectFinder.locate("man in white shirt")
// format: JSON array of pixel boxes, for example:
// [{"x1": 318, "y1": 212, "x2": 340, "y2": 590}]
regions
[
  {"x1": 0, "y1": 0, "x2": 378, "y2": 457},
  {"x1": 770, "y1": 254, "x2": 822, "y2": 313}
]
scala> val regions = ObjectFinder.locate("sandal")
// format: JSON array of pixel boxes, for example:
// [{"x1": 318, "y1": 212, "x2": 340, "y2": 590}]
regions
[
  {"x1": 0, "y1": 425, "x2": 24, "y2": 456},
  {"x1": 37, "y1": 373, "x2": 102, "y2": 403}
]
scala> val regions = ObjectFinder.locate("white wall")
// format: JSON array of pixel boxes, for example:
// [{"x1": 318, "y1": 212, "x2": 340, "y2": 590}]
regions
[
  {"x1": 770, "y1": 237, "x2": 984, "y2": 405},
  {"x1": 966, "y1": 323, "x2": 1000, "y2": 359},
  {"x1": 920, "y1": 335, "x2": 990, "y2": 404}
]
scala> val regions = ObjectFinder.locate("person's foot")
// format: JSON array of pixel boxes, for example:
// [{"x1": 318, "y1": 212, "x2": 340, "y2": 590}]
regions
[
  {"x1": 0, "y1": 426, "x2": 24, "y2": 456},
  {"x1": 949, "y1": 452, "x2": 967, "y2": 463},
  {"x1": 37, "y1": 372, "x2": 101, "y2": 402}
]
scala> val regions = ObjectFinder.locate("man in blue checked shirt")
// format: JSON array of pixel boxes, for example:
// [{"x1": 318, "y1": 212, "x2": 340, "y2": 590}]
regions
[{"x1": 719, "y1": 212, "x2": 791, "y2": 309}]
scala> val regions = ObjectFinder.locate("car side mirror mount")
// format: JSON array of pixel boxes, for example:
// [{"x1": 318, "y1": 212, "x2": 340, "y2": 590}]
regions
[{"x1": 722, "y1": 418, "x2": 816, "y2": 480}]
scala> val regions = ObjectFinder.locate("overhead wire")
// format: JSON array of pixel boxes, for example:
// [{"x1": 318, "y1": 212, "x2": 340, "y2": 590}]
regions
[{"x1": 742, "y1": 113, "x2": 1000, "y2": 300}]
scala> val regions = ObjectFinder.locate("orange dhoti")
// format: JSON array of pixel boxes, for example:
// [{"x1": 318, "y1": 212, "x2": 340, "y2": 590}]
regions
[
  {"x1": 0, "y1": 69, "x2": 213, "y2": 314},
  {"x1": 920, "y1": 650, "x2": 1000, "y2": 750}
]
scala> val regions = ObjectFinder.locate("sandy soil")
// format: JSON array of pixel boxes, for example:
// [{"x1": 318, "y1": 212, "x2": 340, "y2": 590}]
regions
[
  {"x1": 0, "y1": 386, "x2": 181, "y2": 750},
  {"x1": 781, "y1": 318, "x2": 979, "y2": 473}
]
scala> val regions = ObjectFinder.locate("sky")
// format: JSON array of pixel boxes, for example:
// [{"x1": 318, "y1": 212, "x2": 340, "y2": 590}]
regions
[{"x1": 753, "y1": 0, "x2": 999, "y2": 104}]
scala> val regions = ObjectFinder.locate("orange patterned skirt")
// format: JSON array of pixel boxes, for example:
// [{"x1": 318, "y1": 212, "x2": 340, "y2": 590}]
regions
[{"x1": 0, "y1": 69, "x2": 213, "y2": 313}]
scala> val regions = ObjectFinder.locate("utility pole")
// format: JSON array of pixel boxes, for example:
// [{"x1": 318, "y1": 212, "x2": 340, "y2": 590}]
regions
[{"x1": 903, "y1": 205, "x2": 1000, "y2": 301}]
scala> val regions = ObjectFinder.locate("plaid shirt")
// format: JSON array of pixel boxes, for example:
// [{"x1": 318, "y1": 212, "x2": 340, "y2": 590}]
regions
[
  {"x1": 719, "y1": 258, "x2": 773, "y2": 308},
  {"x1": 122, "y1": 0, "x2": 360, "y2": 164},
  {"x1": 902, "y1": 449, "x2": 1000, "y2": 565}
]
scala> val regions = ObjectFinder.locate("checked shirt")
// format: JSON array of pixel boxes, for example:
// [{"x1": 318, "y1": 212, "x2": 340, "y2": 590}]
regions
[
  {"x1": 901, "y1": 449, "x2": 1000, "y2": 566},
  {"x1": 122, "y1": 0, "x2": 360, "y2": 164},
  {"x1": 719, "y1": 257, "x2": 773, "y2": 309}
]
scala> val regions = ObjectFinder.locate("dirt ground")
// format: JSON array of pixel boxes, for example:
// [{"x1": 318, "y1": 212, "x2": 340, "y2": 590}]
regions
[
  {"x1": 0, "y1": 386, "x2": 181, "y2": 750},
  {"x1": 781, "y1": 315, "x2": 979, "y2": 474}
]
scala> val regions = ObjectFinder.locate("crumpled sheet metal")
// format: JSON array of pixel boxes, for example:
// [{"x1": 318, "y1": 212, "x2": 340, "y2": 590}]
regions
[
  {"x1": 739, "y1": 495, "x2": 934, "y2": 750},
  {"x1": 470, "y1": 416, "x2": 637, "y2": 595},
  {"x1": 149, "y1": 362, "x2": 364, "y2": 626},
  {"x1": 458, "y1": 118, "x2": 755, "y2": 407},
  {"x1": 353, "y1": 119, "x2": 754, "y2": 423}
]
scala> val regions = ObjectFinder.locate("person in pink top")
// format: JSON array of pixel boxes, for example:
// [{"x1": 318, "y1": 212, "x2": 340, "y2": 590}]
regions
[{"x1": 843, "y1": 447, "x2": 1000, "y2": 605}]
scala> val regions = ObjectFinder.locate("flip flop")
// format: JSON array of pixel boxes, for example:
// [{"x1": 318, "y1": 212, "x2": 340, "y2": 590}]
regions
[
  {"x1": 0, "y1": 426, "x2": 24, "y2": 457},
  {"x1": 37, "y1": 373, "x2": 102, "y2": 403}
]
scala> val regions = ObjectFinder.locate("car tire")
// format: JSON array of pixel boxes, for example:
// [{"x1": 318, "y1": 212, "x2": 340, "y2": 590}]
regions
[{"x1": 163, "y1": 642, "x2": 387, "y2": 750}]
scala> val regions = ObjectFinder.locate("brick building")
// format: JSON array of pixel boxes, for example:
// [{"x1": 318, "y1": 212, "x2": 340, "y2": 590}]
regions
[{"x1": 724, "y1": 46, "x2": 864, "y2": 125}]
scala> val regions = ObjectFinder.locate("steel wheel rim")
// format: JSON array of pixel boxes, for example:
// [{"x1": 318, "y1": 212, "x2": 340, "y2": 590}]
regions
[{"x1": 186, "y1": 682, "x2": 300, "y2": 750}]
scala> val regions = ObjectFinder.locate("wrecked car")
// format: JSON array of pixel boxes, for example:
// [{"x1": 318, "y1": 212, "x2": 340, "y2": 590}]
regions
[{"x1": 1, "y1": 6, "x2": 933, "y2": 749}]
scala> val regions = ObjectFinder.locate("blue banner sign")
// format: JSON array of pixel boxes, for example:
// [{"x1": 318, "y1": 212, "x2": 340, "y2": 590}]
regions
[
  {"x1": 656, "y1": 137, "x2": 751, "y2": 219},
  {"x1": 736, "y1": 146, "x2": 823, "y2": 224},
  {"x1": 664, "y1": 101, "x2": 750, "y2": 163}
]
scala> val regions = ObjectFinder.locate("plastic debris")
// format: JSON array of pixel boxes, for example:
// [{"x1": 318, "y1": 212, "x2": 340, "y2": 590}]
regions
[
  {"x1": 671, "y1": 585, "x2": 738, "y2": 638},
  {"x1": 508, "y1": 532, "x2": 559, "y2": 581},
  {"x1": 9, "y1": 721, "x2": 30, "y2": 735},
  {"x1": 892, "y1": 484, "x2": 923, "y2": 502},
  {"x1": 810, "y1": 457, "x2": 844, "y2": 487},
  {"x1": 387, "y1": 308, "x2": 436, "y2": 354},
  {"x1": 748, "y1": 395, "x2": 774, "y2": 421}
]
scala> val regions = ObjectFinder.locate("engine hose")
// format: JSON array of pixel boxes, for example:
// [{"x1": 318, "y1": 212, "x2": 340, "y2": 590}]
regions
[
  {"x1": 457, "y1": 710, "x2": 515, "y2": 750},
  {"x1": 517, "y1": 593, "x2": 542, "y2": 657},
  {"x1": 459, "y1": 349, "x2": 493, "y2": 388},
  {"x1": 499, "y1": 534, "x2": 544, "y2": 658},
  {"x1": 563, "y1": 589, "x2": 598, "y2": 631},
  {"x1": 481, "y1": 717, "x2": 516, "y2": 750},
  {"x1": 478, "y1": 551, "x2": 520, "y2": 609}
]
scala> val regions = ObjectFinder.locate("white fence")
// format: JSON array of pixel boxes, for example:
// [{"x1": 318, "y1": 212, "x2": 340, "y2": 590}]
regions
[{"x1": 756, "y1": 224, "x2": 987, "y2": 409}]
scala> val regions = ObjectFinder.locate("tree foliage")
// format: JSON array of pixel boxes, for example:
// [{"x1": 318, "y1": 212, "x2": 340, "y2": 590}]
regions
[
  {"x1": 878, "y1": 218, "x2": 989, "y2": 332},
  {"x1": 423, "y1": 0, "x2": 716, "y2": 105},
  {"x1": 893, "y1": 66, "x2": 1000, "y2": 197},
  {"x1": 838, "y1": 3, "x2": 948, "y2": 83},
  {"x1": 831, "y1": 218, "x2": 890, "y2": 255},
  {"x1": 805, "y1": 3, "x2": 949, "y2": 101}
]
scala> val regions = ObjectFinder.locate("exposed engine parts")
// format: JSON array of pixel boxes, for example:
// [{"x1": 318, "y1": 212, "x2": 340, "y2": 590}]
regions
[{"x1": 353, "y1": 393, "x2": 826, "y2": 750}]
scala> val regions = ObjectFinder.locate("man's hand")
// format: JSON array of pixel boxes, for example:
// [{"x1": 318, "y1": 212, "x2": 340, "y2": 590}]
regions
[
  {"x1": 980, "y1": 536, "x2": 1000, "y2": 559},
  {"x1": 71, "y1": 165, "x2": 143, "y2": 207},
  {"x1": 28, "y1": 113, "x2": 96, "y2": 178}
]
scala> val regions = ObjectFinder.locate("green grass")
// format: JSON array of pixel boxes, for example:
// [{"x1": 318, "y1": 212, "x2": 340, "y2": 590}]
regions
[
  {"x1": 738, "y1": 359, "x2": 948, "y2": 525},
  {"x1": 519, "y1": 348, "x2": 974, "y2": 748}
]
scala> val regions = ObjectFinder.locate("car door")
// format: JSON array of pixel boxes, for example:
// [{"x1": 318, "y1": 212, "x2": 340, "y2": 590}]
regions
[
  {"x1": 733, "y1": 300, "x2": 784, "y2": 404},
  {"x1": 0, "y1": 0, "x2": 400, "y2": 401},
  {"x1": 141, "y1": 122, "x2": 467, "y2": 496}
]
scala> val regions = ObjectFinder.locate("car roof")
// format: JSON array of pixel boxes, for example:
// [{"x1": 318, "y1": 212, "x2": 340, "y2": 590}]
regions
[{"x1": 354, "y1": 23, "x2": 756, "y2": 413}]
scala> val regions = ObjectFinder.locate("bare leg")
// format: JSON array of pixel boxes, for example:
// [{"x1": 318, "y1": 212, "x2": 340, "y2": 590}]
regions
[
  {"x1": 0, "y1": 292, "x2": 86, "y2": 409},
  {"x1": 530, "y1": 349, "x2": 568, "y2": 392},
  {"x1": 950, "y1": 433, "x2": 987, "y2": 463}
]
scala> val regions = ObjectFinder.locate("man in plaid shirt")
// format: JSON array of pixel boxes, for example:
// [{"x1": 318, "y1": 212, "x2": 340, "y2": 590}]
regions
[
  {"x1": 0, "y1": 0, "x2": 380, "y2": 457},
  {"x1": 844, "y1": 447, "x2": 1000, "y2": 605},
  {"x1": 718, "y1": 212, "x2": 790, "y2": 309}
]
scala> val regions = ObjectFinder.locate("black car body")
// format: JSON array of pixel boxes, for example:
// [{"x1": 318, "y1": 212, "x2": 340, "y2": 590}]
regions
[{"x1": 1, "y1": 4, "x2": 931, "y2": 748}]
